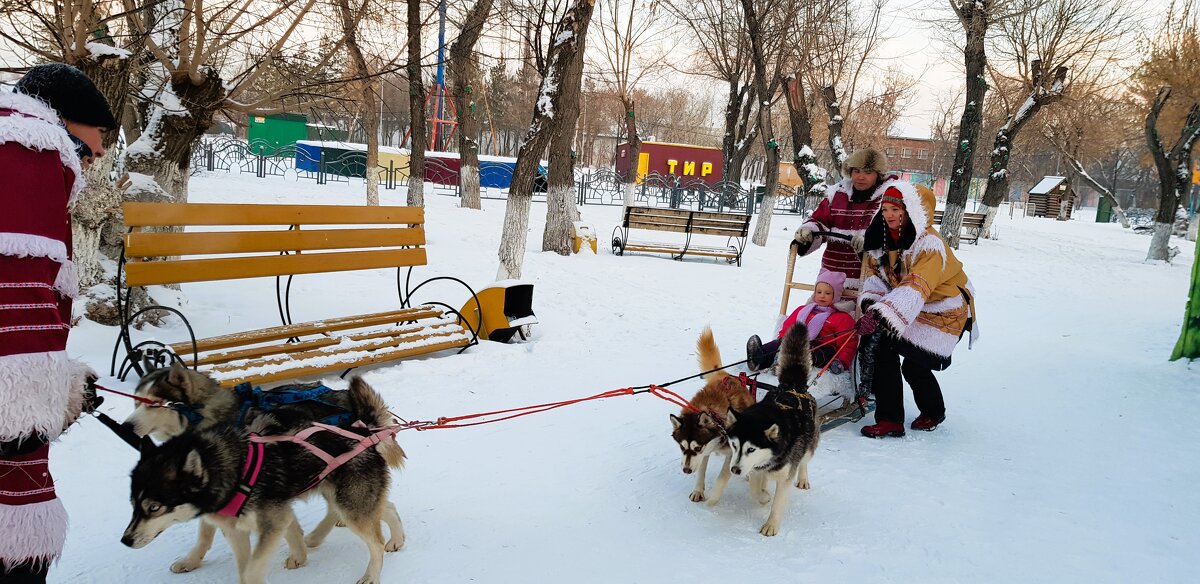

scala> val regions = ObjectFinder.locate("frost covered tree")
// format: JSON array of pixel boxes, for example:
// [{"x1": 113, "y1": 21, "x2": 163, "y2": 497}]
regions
[
  {"x1": 406, "y1": 0, "x2": 427, "y2": 207},
  {"x1": 822, "y1": 84, "x2": 848, "y2": 170},
  {"x1": 1143, "y1": 87, "x2": 1200, "y2": 261},
  {"x1": 975, "y1": 0, "x2": 1136, "y2": 235},
  {"x1": 542, "y1": 15, "x2": 586, "y2": 255},
  {"x1": 781, "y1": 75, "x2": 825, "y2": 195},
  {"x1": 497, "y1": 0, "x2": 595, "y2": 279},
  {"x1": 449, "y1": 0, "x2": 496, "y2": 210}
]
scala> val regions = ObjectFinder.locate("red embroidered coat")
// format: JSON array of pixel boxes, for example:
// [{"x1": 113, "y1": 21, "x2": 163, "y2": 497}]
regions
[{"x1": 0, "y1": 91, "x2": 92, "y2": 568}]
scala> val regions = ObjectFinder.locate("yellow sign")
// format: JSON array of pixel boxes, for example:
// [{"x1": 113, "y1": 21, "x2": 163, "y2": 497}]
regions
[
  {"x1": 1193, "y1": 160, "x2": 1199, "y2": 185},
  {"x1": 665, "y1": 159, "x2": 714, "y2": 177}
]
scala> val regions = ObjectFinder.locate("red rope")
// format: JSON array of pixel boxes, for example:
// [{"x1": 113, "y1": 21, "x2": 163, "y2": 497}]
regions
[
  {"x1": 811, "y1": 330, "x2": 859, "y2": 382},
  {"x1": 93, "y1": 383, "x2": 165, "y2": 406},
  {"x1": 419, "y1": 387, "x2": 637, "y2": 430}
]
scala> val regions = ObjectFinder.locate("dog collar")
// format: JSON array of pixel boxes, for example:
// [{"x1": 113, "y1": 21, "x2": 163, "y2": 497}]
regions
[{"x1": 217, "y1": 433, "x2": 265, "y2": 517}]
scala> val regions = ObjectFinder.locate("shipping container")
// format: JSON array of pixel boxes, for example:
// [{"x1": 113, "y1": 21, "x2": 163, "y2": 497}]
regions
[{"x1": 614, "y1": 141, "x2": 724, "y2": 186}]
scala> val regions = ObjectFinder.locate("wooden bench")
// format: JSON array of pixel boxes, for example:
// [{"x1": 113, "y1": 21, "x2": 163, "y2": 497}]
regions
[
  {"x1": 113, "y1": 203, "x2": 479, "y2": 387},
  {"x1": 932, "y1": 210, "x2": 987, "y2": 244},
  {"x1": 610, "y1": 206, "x2": 751, "y2": 266}
]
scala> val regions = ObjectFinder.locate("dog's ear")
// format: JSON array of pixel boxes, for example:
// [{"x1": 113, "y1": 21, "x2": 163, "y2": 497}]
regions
[
  {"x1": 168, "y1": 361, "x2": 190, "y2": 389},
  {"x1": 183, "y1": 449, "x2": 205, "y2": 481},
  {"x1": 698, "y1": 412, "x2": 716, "y2": 428},
  {"x1": 764, "y1": 424, "x2": 780, "y2": 441},
  {"x1": 669, "y1": 414, "x2": 682, "y2": 430},
  {"x1": 726, "y1": 409, "x2": 738, "y2": 425}
]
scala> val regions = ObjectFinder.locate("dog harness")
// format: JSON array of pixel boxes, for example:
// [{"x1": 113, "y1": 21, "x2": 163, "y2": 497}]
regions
[
  {"x1": 216, "y1": 433, "x2": 266, "y2": 517},
  {"x1": 252, "y1": 422, "x2": 398, "y2": 494},
  {"x1": 232, "y1": 382, "x2": 355, "y2": 428}
]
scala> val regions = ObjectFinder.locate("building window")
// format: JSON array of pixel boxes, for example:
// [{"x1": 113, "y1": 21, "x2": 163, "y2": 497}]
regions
[
  {"x1": 885, "y1": 147, "x2": 896, "y2": 157},
  {"x1": 901, "y1": 148, "x2": 912, "y2": 158},
  {"x1": 918, "y1": 149, "x2": 929, "y2": 160}
]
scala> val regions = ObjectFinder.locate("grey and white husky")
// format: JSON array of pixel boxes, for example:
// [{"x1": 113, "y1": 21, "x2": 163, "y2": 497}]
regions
[
  {"x1": 123, "y1": 364, "x2": 405, "y2": 573},
  {"x1": 724, "y1": 323, "x2": 820, "y2": 536},
  {"x1": 122, "y1": 377, "x2": 404, "y2": 584}
]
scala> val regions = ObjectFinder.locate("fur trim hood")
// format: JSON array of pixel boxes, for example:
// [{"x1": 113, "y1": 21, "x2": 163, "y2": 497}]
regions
[
  {"x1": 861, "y1": 182, "x2": 936, "y2": 257},
  {"x1": 0, "y1": 91, "x2": 85, "y2": 206}
]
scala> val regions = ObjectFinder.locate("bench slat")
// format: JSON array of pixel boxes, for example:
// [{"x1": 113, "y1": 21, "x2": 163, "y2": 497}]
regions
[
  {"x1": 168, "y1": 307, "x2": 443, "y2": 354},
  {"x1": 208, "y1": 330, "x2": 472, "y2": 387},
  {"x1": 125, "y1": 227, "x2": 426, "y2": 257},
  {"x1": 125, "y1": 248, "x2": 428, "y2": 287},
  {"x1": 124, "y1": 203, "x2": 425, "y2": 227},
  {"x1": 188, "y1": 321, "x2": 462, "y2": 366}
]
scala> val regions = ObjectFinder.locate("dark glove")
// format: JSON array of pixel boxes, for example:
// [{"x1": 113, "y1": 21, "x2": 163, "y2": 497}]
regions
[
  {"x1": 82, "y1": 375, "x2": 103, "y2": 413},
  {"x1": 811, "y1": 344, "x2": 836, "y2": 369},
  {"x1": 829, "y1": 360, "x2": 846, "y2": 374},
  {"x1": 856, "y1": 312, "x2": 879, "y2": 336}
]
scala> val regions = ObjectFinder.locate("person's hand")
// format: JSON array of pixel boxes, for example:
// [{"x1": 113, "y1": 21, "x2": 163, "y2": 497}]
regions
[
  {"x1": 856, "y1": 312, "x2": 879, "y2": 336},
  {"x1": 794, "y1": 227, "x2": 814, "y2": 245},
  {"x1": 829, "y1": 360, "x2": 846, "y2": 374},
  {"x1": 82, "y1": 374, "x2": 103, "y2": 413},
  {"x1": 851, "y1": 235, "x2": 865, "y2": 253}
]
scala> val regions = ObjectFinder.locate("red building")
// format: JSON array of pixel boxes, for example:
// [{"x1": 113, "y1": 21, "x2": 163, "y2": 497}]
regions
[{"x1": 615, "y1": 141, "x2": 724, "y2": 186}]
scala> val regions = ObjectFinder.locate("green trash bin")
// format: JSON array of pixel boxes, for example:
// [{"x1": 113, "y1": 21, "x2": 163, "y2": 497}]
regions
[{"x1": 1096, "y1": 194, "x2": 1113, "y2": 223}]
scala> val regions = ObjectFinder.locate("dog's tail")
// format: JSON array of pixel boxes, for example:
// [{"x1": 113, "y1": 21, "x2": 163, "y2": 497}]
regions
[
  {"x1": 777, "y1": 322, "x2": 812, "y2": 393},
  {"x1": 697, "y1": 327, "x2": 730, "y2": 381},
  {"x1": 348, "y1": 377, "x2": 406, "y2": 469}
]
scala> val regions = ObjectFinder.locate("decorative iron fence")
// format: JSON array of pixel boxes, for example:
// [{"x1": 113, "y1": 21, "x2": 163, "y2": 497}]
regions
[{"x1": 191, "y1": 137, "x2": 820, "y2": 217}]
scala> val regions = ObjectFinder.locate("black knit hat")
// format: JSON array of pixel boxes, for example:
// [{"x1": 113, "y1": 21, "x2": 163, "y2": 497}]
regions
[{"x1": 14, "y1": 63, "x2": 118, "y2": 130}]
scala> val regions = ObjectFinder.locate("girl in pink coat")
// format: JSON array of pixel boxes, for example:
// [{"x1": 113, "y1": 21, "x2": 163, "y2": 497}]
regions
[{"x1": 747, "y1": 270, "x2": 859, "y2": 373}]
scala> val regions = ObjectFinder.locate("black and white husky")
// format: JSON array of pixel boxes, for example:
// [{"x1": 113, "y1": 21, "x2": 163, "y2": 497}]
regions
[
  {"x1": 725, "y1": 323, "x2": 820, "y2": 536},
  {"x1": 122, "y1": 377, "x2": 404, "y2": 584}
]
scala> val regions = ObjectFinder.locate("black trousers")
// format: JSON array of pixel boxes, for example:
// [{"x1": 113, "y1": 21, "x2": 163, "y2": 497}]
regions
[
  {"x1": 870, "y1": 333, "x2": 945, "y2": 423},
  {"x1": 0, "y1": 560, "x2": 49, "y2": 584}
]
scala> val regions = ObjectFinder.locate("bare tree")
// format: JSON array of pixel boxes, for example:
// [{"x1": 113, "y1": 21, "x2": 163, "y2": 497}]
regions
[
  {"x1": 407, "y1": 0, "x2": 427, "y2": 206},
  {"x1": 592, "y1": 0, "x2": 669, "y2": 205},
  {"x1": 450, "y1": 0, "x2": 496, "y2": 210},
  {"x1": 781, "y1": 74, "x2": 825, "y2": 194},
  {"x1": 1145, "y1": 87, "x2": 1200, "y2": 261},
  {"x1": 336, "y1": 0, "x2": 381, "y2": 205},
  {"x1": 975, "y1": 0, "x2": 1137, "y2": 233},
  {"x1": 497, "y1": 0, "x2": 595, "y2": 278},
  {"x1": 941, "y1": 0, "x2": 995, "y2": 248},
  {"x1": 542, "y1": 21, "x2": 587, "y2": 255}
]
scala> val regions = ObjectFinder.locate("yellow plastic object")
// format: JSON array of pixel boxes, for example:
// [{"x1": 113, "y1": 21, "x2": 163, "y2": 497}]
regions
[
  {"x1": 572, "y1": 221, "x2": 598, "y2": 254},
  {"x1": 459, "y1": 287, "x2": 507, "y2": 341}
]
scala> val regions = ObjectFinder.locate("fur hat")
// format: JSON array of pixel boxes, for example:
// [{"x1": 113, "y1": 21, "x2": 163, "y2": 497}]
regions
[
  {"x1": 14, "y1": 63, "x2": 117, "y2": 130},
  {"x1": 843, "y1": 148, "x2": 888, "y2": 176},
  {"x1": 814, "y1": 269, "x2": 847, "y2": 304}
]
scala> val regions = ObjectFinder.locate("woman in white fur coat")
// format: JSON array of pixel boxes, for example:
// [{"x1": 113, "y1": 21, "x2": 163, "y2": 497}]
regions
[{"x1": 0, "y1": 64, "x2": 113, "y2": 583}]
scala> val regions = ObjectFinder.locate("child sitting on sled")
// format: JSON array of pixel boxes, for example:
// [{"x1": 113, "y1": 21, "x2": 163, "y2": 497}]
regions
[{"x1": 746, "y1": 269, "x2": 859, "y2": 374}]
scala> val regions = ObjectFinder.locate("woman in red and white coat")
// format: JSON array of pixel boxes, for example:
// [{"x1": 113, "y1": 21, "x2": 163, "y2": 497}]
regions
[{"x1": 1, "y1": 64, "x2": 114, "y2": 582}]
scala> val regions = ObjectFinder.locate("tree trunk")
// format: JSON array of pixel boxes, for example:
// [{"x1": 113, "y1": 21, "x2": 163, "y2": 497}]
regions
[
  {"x1": 782, "y1": 75, "x2": 825, "y2": 195},
  {"x1": 542, "y1": 30, "x2": 586, "y2": 255},
  {"x1": 337, "y1": 0, "x2": 380, "y2": 206},
  {"x1": 1057, "y1": 147, "x2": 1131, "y2": 228},
  {"x1": 942, "y1": 0, "x2": 991, "y2": 249},
  {"x1": 978, "y1": 62, "x2": 1067, "y2": 234},
  {"x1": 407, "y1": 0, "x2": 427, "y2": 207},
  {"x1": 450, "y1": 0, "x2": 495, "y2": 210},
  {"x1": 740, "y1": 0, "x2": 779, "y2": 247},
  {"x1": 1145, "y1": 88, "x2": 1200, "y2": 261},
  {"x1": 823, "y1": 85, "x2": 848, "y2": 171},
  {"x1": 621, "y1": 96, "x2": 640, "y2": 207},
  {"x1": 497, "y1": 0, "x2": 595, "y2": 279}
]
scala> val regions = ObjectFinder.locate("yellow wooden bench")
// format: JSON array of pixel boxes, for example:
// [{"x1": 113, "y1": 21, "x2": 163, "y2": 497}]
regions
[
  {"x1": 113, "y1": 202, "x2": 479, "y2": 386},
  {"x1": 611, "y1": 206, "x2": 751, "y2": 266}
]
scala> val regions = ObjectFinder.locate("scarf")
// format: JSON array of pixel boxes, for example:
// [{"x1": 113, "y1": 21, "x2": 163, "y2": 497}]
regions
[{"x1": 793, "y1": 303, "x2": 835, "y2": 341}]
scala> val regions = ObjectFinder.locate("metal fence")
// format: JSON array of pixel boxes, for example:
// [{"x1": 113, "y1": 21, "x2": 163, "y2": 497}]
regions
[{"x1": 191, "y1": 137, "x2": 822, "y2": 216}]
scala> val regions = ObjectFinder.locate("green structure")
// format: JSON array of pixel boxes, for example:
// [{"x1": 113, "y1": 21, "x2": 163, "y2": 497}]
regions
[
  {"x1": 1171, "y1": 234, "x2": 1200, "y2": 361},
  {"x1": 247, "y1": 113, "x2": 307, "y2": 155}
]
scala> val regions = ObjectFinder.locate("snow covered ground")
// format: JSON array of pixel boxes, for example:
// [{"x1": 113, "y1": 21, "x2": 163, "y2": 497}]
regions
[{"x1": 49, "y1": 172, "x2": 1196, "y2": 583}]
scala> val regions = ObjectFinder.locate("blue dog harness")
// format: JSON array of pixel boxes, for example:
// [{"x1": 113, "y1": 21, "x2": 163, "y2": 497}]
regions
[{"x1": 232, "y1": 382, "x2": 355, "y2": 428}]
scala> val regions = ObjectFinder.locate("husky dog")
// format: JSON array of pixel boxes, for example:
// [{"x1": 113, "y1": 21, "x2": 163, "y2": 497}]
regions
[
  {"x1": 670, "y1": 327, "x2": 757, "y2": 503},
  {"x1": 725, "y1": 323, "x2": 820, "y2": 536},
  {"x1": 123, "y1": 363, "x2": 405, "y2": 573},
  {"x1": 123, "y1": 377, "x2": 404, "y2": 584}
]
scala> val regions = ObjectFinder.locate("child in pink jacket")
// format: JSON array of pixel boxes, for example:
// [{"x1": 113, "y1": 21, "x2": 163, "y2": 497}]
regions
[{"x1": 747, "y1": 270, "x2": 858, "y2": 373}]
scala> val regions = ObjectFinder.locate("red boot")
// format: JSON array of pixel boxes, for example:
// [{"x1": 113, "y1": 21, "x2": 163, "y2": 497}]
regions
[
  {"x1": 910, "y1": 414, "x2": 945, "y2": 431},
  {"x1": 860, "y1": 420, "x2": 905, "y2": 438}
]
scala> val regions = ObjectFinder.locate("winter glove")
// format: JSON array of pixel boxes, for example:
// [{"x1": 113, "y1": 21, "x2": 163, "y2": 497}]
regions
[
  {"x1": 82, "y1": 374, "x2": 103, "y2": 413},
  {"x1": 851, "y1": 235, "x2": 865, "y2": 254},
  {"x1": 794, "y1": 226, "x2": 814, "y2": 245},
  {"x1": 829, "y1": 360, "x2": 846, "y2": 375},
  {"x1": 856, "y1": 311, "x2": 879, "y2": 336}
]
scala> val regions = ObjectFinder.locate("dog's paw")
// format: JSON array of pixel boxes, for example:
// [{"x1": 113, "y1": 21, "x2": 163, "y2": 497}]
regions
[
  {"x1": 759, "y1": 521, "x2": 781, "y2": 537},
  {"x1": 304, "y1": 534, "x2": 327, "y2": 549},
  {"x1": 754, "y1": 489, "x2": 772, "y2": 505},
  {"x1": 356, "y1": 576, "x2": 381, "y2": 584},
  {"x1": 385, "y1": 536, "x2": 405, "y2": 552},
  {"x1": 795, "y1": 478, "x2": 811, "y2": 490},
  {"x1": 688, "y1": 490, "x2": 706, "y2": 502},
  {"x1": 284, "y1": 553, "x2": 308, "y2": 570},
  {"x1": 169, "y1": 558, "x2": 202, "y2": 573}
]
